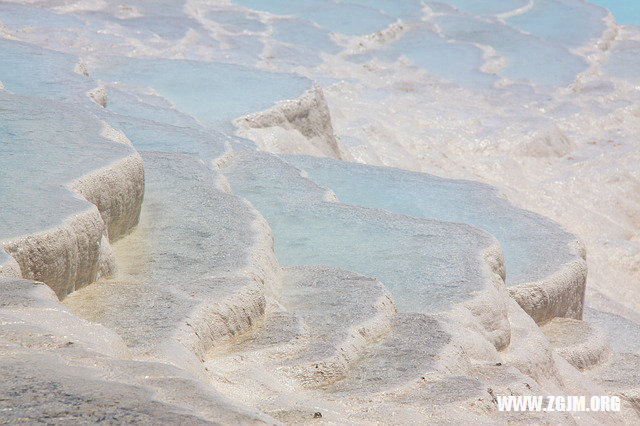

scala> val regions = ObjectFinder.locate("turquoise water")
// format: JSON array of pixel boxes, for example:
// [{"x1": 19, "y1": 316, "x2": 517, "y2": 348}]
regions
[
  {"x1": 284, "y1": 156, "x2": 577, "y2": 286},
  {"x1": 605, "y1": 38, "x2": 640, "y2": 83},
  {"x1": 90, "y1": 57, "x2": 311, "y2": 128},
  {"x1": 225, "y1": 148, "x2": 495, "y2": 313},
  {"x1": 431, "y1": 0, "x2": 529, "y2": 15},
  {"x1": 0, "y1": 38, "x2": 92, "y2": 102},
  {"x1": 588, "y1": 0, "x2": 640, "y2": 26},
  {"x1": 0, "y1": 92, "x2": 136, "y2": 240},
  {"x1": 0, "y1": 2, "x2": 83, "y2": 30},
  {"x1": 347, "y1": 24, "x2": 497, "y2": 89},
  {"x1": 234, "y1": 0, "x2": 395, "y2": 35},
  {"x1": 342, "y1": 0, "x2": 424, "y2": 19},
  {"x1": 507, "y1": 0, "x2": 607, "y2": 48},
  {"x1": 434, "y1": 14, "x2": 588, "y2": 86}
]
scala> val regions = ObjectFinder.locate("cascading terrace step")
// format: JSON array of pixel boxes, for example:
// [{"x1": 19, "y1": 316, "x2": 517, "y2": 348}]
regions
[
  {"x1": 283, "y1": 155, "x2": 587, "y2": 324},
  {"x1": 223, "y1": 146, "x2": 508, "y2": 324},
  {"x1": 0, "y1": 277, "x2": 276, "y2": 424},
  {"x1": 202, "y1": 264, "x2": 487, "y2": 423},
  {"x1": 0, "y1": 91, "x2": 143, "y2": 298},
  {"x1": 539, "y1": 318, "x2": 610, "y2": 370},
  {"x1": 208, "y1": 144, "x2": 623, "y2": 423},
  {"x1": 200, "y1": 243, "x2": 577, "y2": 424},
  {"x1": 207, "y1": 266, "x2": 396, "y2": 388},
  {"x1": 64, "y1": 151, "x2": 279, "y2": 371},
  {"x1": 583, "y1": 308, "x2": 640, "y2": 413},
  {"x1": 200, "y1": 148, "x2": 522, "y2": 422}
]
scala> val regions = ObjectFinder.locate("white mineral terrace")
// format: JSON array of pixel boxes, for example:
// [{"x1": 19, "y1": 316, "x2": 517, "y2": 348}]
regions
[{"x1": 1, "y1": 0, "x2": 639, "y2": 424}]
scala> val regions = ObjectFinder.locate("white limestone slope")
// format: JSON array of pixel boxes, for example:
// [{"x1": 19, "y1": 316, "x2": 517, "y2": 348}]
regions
[
  {"x1": 0, "y1": 92, "x2": 144, "y2": 299},
  {"x1": 282, "y1": 155, "x2": 589, "y2": 325},
  {"x1": 509, "y1": 242, "x2": 587, "y2": 324},
  {"x1": 211, "y1": 266, "x2": 397, "y2": 389},
  {"x1": 0, "y1": 1, "x2": 637, "y2": 422},
  {"x1": 0, "y1": 277, "x2": 277, "y2": 424},
  {"x1": 584, "y1": 307, "x2": 640, "y2": 415},
  {"x1": 64, "y1": 152, "x2": 280, "y2": 377},
  {"x1": 223, "y1": 147, "x2": 513, "y2": 349},
  {"x1": 233, "y1": 86, "x2": 344, "y2": 159},
  {"x1": 541, "y1": 317, "x2": 611, "y2": 371}
]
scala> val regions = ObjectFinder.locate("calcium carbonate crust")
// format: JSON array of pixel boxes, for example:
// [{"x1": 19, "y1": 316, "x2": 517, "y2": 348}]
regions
[
  {"x1": 277, "y1": 266, "x2": 397, "y2": 389},
  {"x1": 233, "y1": 86, "x2": 344, "y2": 159},
  {"x1": 456, "y1": 240, "x2": 512, "y2": 351},
  {"x1": 174, "y1": 211, "x2": 282, "y2": 368},
  {"x1": 0, "y1": 153, "x2": 144, "y2": 299},
  {"x1": 0, "y1": 277, "x2": 279, "y2": 424},
  {"x1": 81, "y1": 151, "x2": 281, "y2": 379},
  {"x1": 541, "y1": 318, "x2": 611, "y2": 371},
  {"x1": 234, "y1": 83, "x2": 589, "y2": 327},
  {"x1": 509, "y1": 239, "x2": 587, "y2": 324},
  {"x1": 211, "y1": 140, "x2": 235, "y2": 193}
]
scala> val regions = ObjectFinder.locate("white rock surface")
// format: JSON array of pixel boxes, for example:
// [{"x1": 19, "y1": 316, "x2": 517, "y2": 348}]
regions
[
  {"x1": 0, "y1": 92, "x2": 143, "y2": 298},
  {"x1": 0, "y1": 277, "x2": 278, "y2": 424},
  {"x1": 65, "y1": 152, "x2": 279, "y2": 376}
]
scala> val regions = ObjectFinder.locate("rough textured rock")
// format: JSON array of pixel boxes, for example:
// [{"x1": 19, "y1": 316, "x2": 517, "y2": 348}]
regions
[
  {"x1": 541, "y1": 317, "x2": 610, "y2": 371},
  {"x1": 0, "y1": 92, "x2": 143, "y2": 299},
  {"x1": 65, "y1": 152, "x2": 279, "y2": 376},
  {"x1": 0, "y1": 277, "x2": 277, "y2": 425},
  {"x1": 234, "y1": 86, "x2": 344, "y2": 159}
]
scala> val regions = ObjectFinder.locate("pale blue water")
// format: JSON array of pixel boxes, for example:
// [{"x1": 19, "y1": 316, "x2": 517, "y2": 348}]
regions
[
  {"x1": 432, "y1": 0, "x2": 530, "y2": 15},
  {"x1": 234, "y1": 0, "x2": 395, "y2": 35},
  {"x1": 0, "y1": 2, "x2": 83, "y2": 30},
  {"x1": 225, "y1": 148, "x2": 495, "y2": 313},
  {"x1": 342, "y1": 0, "x2": 618, "y2": 88},
  {"x1": 605, "y1": 38, "x2": 640, "y2": 83},
  {"x1": 284, "y1": 156, "x2": 577, "y2": 286},
  {"x1": 433, "y1": 14, "x2": 588, "y2": 86},
  {"x1": 90, "y1": 57, "x2": 311, "y2": 128},
  {"x1": 0, "y1": 92, "x2": 136, "y2": 239},
  {"x1": 588, "y1": 0, "x2": 640, "y2": 26},
  {"x1": 366, "y1": 26, "x2": 496, "y2": 88},
  {"x1": 272, "y1": 18, "x2": 340, "y2": 54},
  {"x1": 206, "y1": 9, "x2": 266, "y2": 33},
  {"x1": 0, "y1": 38, "x2": 92, "y2": 102},
  {"x1": 342, "y1": 0, "x2": 424, "y2": 19},
  {"x1": 101, "y1": 14, "x2": 201, "y2": 40},
  {"x1": 101, "y1": 86, "x2": 201, "y2": 129},
  {"x1": 101, "y1": 112, "x2": 228, "y2": 161},
  {"x1": 1, "y1": 0, "x2": 638, "y2": 313},
  {"x1": 507, "y1": 0, "x2": 607, "y2": 48}
]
